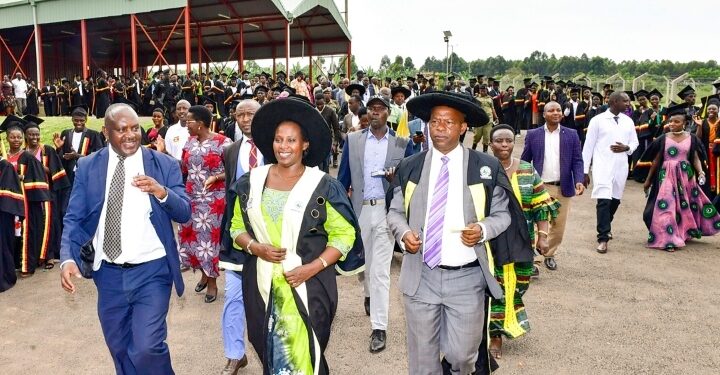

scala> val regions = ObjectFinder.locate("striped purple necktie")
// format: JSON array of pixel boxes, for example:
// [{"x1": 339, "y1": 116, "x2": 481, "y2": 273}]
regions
[{"x1": 424, "y1": 156, "x2": 449, "y2": 269}]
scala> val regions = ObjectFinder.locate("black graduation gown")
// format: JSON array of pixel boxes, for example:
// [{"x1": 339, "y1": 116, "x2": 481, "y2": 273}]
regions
[
  {"x1": 57, "y1": 128, "x2": 105, "y2": 185},
  {"x1": 181, "y1": 79, "x2": 195, "y2": 104},
  {"x1": 0, "y1": 160, "x2": 23, "y2": 292},
  {"x1": 11, "y1": 152, "x2": 52, "y2": 273},
  {"x1": 40, "y1": 85, "x2": 56, "y2": 116},
  {"x1": 57, "y1": 85, "x2": 70, "y2": 116},
  {"x1": 232, "y1": 172, "x2": 364, "y2": 375},
  {"x1": 25, "y1": 86, "x2": 39, "y2": 115},
  {"x1": 94, "y1": 78, "x2": 111, "y2": 118},
  {"x1": 34, "y1": 145, "x2": 71, "y2": 260}
]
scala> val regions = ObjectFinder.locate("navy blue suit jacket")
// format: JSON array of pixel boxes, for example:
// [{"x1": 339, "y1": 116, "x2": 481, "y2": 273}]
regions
[
  {"x1": 520, "y1": 125, "x2": 584, "y2": 198},
  {"x1": 60, "y1": 147, "x2": 191, "y2": 296}
]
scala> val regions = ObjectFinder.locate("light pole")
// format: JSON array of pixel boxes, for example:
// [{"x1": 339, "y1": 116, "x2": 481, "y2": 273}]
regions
[{"x1": 443, "y1": 30, "x2": 452, "y2": 78}]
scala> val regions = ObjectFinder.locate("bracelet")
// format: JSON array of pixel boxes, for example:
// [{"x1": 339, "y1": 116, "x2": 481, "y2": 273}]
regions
[
  {"x1": 537, "y1": 230, "x2": 549, "y2": 237},
  {"x1": 318, "y1": 256, "x2": 328, "y2": 268},
  {"x1": 245, "y1": 239, "x2": 255, "y2": 255}
]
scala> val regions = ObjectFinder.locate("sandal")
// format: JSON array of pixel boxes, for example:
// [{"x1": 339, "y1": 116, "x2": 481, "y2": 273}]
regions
[
  {"x1": 44, "y1": 262, "x2": 55, "y2": 270},
  {"x1": 489, "y1": 337, "x2": 502, "y2": 360}
]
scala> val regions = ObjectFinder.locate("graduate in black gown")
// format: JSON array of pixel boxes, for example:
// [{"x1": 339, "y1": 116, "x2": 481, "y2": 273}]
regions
[
  {"x1": 23, "y1": 115, "x2": 71, "y2": 264},
  {"x1": 52, "y1": 105, "x2": 105, "y2": 187},
  {"x1": 1, "y1": 115, "x2": 51, "y2": 277},
  {"x1": 0, "y1": 159, "x2": 23, "y2": 292},
  {"x1": 25, "y1": 80, "x2": 39, "y2": 115},
  {"x1": 94, "y1": 70, "x2": 111, "y2": 118}
]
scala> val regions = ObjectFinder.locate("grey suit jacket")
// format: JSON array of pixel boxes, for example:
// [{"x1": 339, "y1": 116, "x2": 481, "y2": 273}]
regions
[
  {"x1": 386, "y1": 147, "x2": 506, "y2": 299},
  {"x1": 338, "y1": 128, "x2": 411, "y2": 217}
]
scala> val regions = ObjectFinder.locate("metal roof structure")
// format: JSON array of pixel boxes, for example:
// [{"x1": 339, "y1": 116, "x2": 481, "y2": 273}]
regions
[{"x1": 0, "y1": 0, "x2": 351, "y2": 82}]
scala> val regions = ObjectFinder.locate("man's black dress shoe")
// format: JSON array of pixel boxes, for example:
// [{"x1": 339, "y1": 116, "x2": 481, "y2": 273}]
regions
[{"x1": 369, "y1": 329, "x2": 386, "y2": 353}]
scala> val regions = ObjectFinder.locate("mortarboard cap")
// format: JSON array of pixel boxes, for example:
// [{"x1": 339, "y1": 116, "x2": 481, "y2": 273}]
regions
[
  {"x1": 356, "y1": 70, "x2": 365, "y2": 75},
  {"x1": 240, "y1": 70, "x2": 250, "y2": 75},
  {"x1": 634, "y1": 90, "x2": 650, "y2": 99},
  {"x1": 665, "y1": 102, "x2": 690, "y2": 117},
  {"x1": 591, "y1": 92, "x2": 604, "y2": 100},
  {"x1": 556, "y1": 80, "x2": 566, "y2": 86},
  {"x1": 713, "y1": 81, "x2": 720, "y2": 90},
  {"x1": 624, "y1": 91, "x2": 635, "y2": 101},
  {"x1": 202, "y1": 97, "x2": 217, "y2": 108},
  {"x1": 701, "y1": 94, "x2": 720, "y2": 110},
  {"x1": 570, "y1": 87, "x2": 581, "y2": 93},
  {"x1": 275, "y1": 71, "x2": 286, "y2": 77},
  {"x1": 22, "y1": 115, "x2": 44, "y2": 129},
  {"x1": 648, "y1": 89, "x2": 663, "y2": 99},
  {"x1": 581, "y1": 85, "x2": 592, "y2": 91},
  {"x1": 448, "y1": 75, "x2": 456, "y2": 80},
  {"x1": 530, "y1": 81, "x2": 538, "y2": 87},
  {"x1": 406, "y1": 76, "x2": 416, "y2": 82},
  {"x1": 603, "y1": 83, "x2": 613, "y2": 90},
  {"x1": 677, "y1": 85, "x2": 696, "y2": 99},
  {"x1": 0, "y1": 115, "x2": 27, "y2": 133},
  {"x1": 70, "y1": 104, "x2": 89, "y2": 117},
  {"x1": 255, "y1": 85, "x2": 269, "y2": 93}
]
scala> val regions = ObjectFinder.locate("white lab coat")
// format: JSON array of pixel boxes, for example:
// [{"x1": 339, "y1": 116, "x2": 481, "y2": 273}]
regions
[{"x1": 582, "y1": 110, "x2": 639, "y2": 200}]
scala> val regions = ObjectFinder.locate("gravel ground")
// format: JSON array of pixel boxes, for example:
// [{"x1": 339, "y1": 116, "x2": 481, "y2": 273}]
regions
[{"x1": 1, "y1": 132, "x2": 719, "y2": 374}]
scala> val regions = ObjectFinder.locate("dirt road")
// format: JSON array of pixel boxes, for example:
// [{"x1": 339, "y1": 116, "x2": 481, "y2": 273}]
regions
[{"x1": 2, "y1": 133, "x2": 719, "y2": 374}]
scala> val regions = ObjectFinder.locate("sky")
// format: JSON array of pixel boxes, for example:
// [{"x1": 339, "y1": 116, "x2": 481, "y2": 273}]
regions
[{"x1": 280, "y1": 0, "x2": 718, "y2": 70}]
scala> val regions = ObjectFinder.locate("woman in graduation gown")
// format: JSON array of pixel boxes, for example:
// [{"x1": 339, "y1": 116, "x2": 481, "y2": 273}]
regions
[
  {"x1": 1, "y1": 115, "x2": 52, "y2": 276},
  {"x1": 23, "y1": 115, "x2": 71, "y2": 265},
  {"x1": 25, "y1": 80, "x2": 39, "y2": 115},
  {"x1": 694, "y1": 98, "x2": 720, "y2": 200},
  {"x1": 0, "y1": 159, "x2": 23, "y2": 292},
  {"x1": 94, "y1": 70, "x2": 111, "y2": 118},
  {"x1": 229, "y1": 97, "x2": 364, "y2": 374},
  {"x1": 637, "y1": 104, "x2": 720, "y2": 251}
]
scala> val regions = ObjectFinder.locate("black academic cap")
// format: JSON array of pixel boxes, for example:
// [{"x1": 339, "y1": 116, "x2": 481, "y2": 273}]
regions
[
  {"x1": 283, "y1": 87, "x2": 297, "y2": 95},
  {"x1": 70, "y1": 104, "x2": 89, "y2": 117},
  {"x1": 624, "y1": 91, "x2": 635, "y2": 101},
  {"x1": 417, "y1": 73, "x2": 425, "y2": 79},
  {"x1": 701, "y1": 94, "x2": 720, "y2": 109},
  {"x1": 220, "y1": 72, "x2": 228, "y2": 76},
  {"x1": 648, "y1": 89, "x2": 663, "y2": 99},
  {"x1": 356, "y1": 70, "x2": 365, "y2": 75},
  {"x1": 241, "y1": 93, "x2": 255, "y2": 100},
  {"x1": 469, "y1": 77, "x2": 477, "y2": 82},
  {"x1": 603, "y1": 83, "x2": 613, "y2": 89},
  {"x1": 556, "y1": 80, "x2": 566, "y2": 86},
  {"x1": 316, "y1": 75, "x2": 324, "y2": 81},
  {"x1": 665, "y1": 102, "x2": 690, "y2": 117},
  {"x1": 0, "y1": 115, "x2": 27, "y2": 133},
  {"x1": 255, "y1": 85, "x2": 269, "y2": 93},
  {"x1": 523, "y1": 77, "x2": 531, "y2": 83},
  {"x1": 581, "y1": 85, "x2": 592, "y2": 91},
  {"x1": 592, "y1": 92, "x2": 603, "y2": 100},
  {"x1": 338, "y1": 73, "x2": 346, "y2": 77},
  {"x1": 406, "y1": 76, "x2": 416, "y2": 82},
  {"x1": 22, "y1": 114, "x2": 44, "y2": 128},
  {"x1": 240, "y1": 70, "x2": 250, "y2": 75},
  {"x1": 487, "y1": 77, "x2": 496, "y2": 82},
  {"x1": 543, "y1": 75, "x2": 553, "y2": 81},
  {"x1": 713, "y1": 81, "x2": 720, "y2": 89},
  {"x1": 634, "y1": 89, "x2": 650, "y2": 99},
  {"x1": 477, "y1": 74, "x2": 485, "y2": 79},
  {"x1": 677, "y1": 85, "x2": 696, "y2": 99},
  {"x1": 530, "y1": 81, "x2": 539, "y2": 87},
  {"x1": 152, "y1": 104, "x2": 166, "y2": 114},
  {"x1": 202, "y1": 96, "x2": 217, "y2": 108},
  {"x1": 275, "y1": 71, "x2": 286, "y2": 77},
  {"x1": 448, "y1": 75, "x2": 456, "y2": 80},
  {"x1": 566, "y1": 80, "x2": 575, "y2": 87},
  {"x1": 570, "y1": 87, "x2": 581, "y2": 93}
]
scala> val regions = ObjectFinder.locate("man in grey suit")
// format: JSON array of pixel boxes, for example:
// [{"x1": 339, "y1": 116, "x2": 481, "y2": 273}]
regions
[
  {"x1": 338, "y1": 95, "x2": 414, "y2": 353},
  {"x1": 218, "y1": 99, "x2": 261, "y2": 375},
  {"x1": 387, "y1": 92, "x2": 523, "y2": 375}
]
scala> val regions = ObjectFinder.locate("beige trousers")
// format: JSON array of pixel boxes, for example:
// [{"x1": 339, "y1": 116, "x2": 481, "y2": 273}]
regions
[{"x1": 543, "y1": 184, "x2": 572, "y2": 258}]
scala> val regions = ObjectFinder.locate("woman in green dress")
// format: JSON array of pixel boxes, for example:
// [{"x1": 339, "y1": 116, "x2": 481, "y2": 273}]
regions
[
  {"x1": 230, "y1": 97, "x2": 364, "y2": 374},
  {"x1": 488, "y1": 124, "x2": 560, "y2": 359}
]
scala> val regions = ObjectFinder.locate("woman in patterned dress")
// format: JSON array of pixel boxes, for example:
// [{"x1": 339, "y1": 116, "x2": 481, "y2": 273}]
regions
[
  {"x1": 640, "y1": 104, "x2": 720, "y2": 250},
  {"x1": 489, "y1": 124, "x2": 560, "y2": 359},
  {"x1": 178, "y1": 105, "x2": 231, "y2": 303}
]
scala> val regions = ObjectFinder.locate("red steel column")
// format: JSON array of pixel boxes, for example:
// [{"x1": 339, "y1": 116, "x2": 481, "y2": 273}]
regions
[
  {"x1": 121, "y1": 41, "x2": 126, "y2": 74},
  {"x1": 130, "y1": 14, "x2": 138, "y2": 73},
  {"x1": 238, "y1": 22, "x2": 244, "y2": 72},
  {"x1": 36, "y1": 24, "x2": 44, "y2": 84},
  {"x1": 197, "y1": 25, "x2": 202, "y2": 75},
  {"x1": 184, "y1": 5, "x2": 191, "y2": 71},
  {"x1": 308, "y1": 43, "x2": 312, "y2": 85},
  {"x1": 81, "y1": 19, "x2": 89, "y2": 78},
  {"x1": 0, "y1": 37, "x2": 3, "y2": 79}
]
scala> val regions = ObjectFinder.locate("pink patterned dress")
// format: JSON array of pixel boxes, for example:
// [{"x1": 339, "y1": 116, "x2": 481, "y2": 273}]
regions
[
  {"x1": 178, "y1": 133, "x2": 231, "y2": 277},
  {"x1": 647, "y1": 136, "x2": 720, "y2": 250}
]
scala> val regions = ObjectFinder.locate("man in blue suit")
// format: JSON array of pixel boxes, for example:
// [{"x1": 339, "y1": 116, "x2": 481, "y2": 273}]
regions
[{"x1": 60, "y1": 103, "x2": 191, "y2": 375}]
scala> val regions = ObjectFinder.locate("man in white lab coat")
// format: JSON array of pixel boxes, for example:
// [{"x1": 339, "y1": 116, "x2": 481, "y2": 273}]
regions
[{"x1": 582, "y1": 91, "x2": 639, "y2": 254}]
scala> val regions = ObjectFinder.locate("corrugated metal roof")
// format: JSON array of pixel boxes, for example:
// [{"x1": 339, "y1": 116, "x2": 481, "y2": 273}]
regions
[
  {"x1": 0, "y1": 0, "x2": 187, "y2": 29},
  {"x1": 290, "y1": 0, "x2": 349, "y2": 40}
]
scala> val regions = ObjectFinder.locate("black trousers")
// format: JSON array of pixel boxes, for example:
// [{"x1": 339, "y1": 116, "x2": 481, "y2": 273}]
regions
[{"x1": 596, "y1": 198, "x2": 621, "y2": 242}]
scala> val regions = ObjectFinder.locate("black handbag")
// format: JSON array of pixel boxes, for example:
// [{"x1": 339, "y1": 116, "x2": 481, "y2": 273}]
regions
[{"x1": 79, "y1": 240, "x2": 95, "y2": 279}]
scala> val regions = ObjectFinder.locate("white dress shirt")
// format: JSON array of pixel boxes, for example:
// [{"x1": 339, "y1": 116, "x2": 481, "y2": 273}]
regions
[
  {"x1": 70, "y1": 130, "x2": 83, "y2": 153},
  {"x1": 12, "y1": 78, "x2": 27, "y2": 99},
  {"x1": 93, "y1": 147, "x2": 166, "y2": 269},
  {"x1": 541, "y1": 125, "x2": 561, "y2": 182},
  {"x1": 237, "y1": 133, "x2": 264, "y2": 173},
  {"x1": 424, "y1": 145, "x2": 476, "y2": 267},
  {"x1": 563, "y1": 100, "x2": 578, "y2": 117},
  {"x1": 164, "y1": 122, "x2": 189, "y2": 161},
  {"x1": 582, "y1": 110, "x2": 639, "y2": 199}
]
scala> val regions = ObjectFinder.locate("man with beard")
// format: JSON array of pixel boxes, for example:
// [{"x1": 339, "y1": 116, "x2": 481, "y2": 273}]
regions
[{"x1": 127, "y1": 71, "x2": 143, "y2": 110}]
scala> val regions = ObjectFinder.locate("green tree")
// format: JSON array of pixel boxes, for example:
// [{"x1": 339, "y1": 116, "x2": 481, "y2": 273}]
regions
[
  {"x1": 404, "y1": 57, "x2": 415, "y2": 70},
  {"x1": 380, "y1": 55, "x2": 391, "y2": 70}
]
